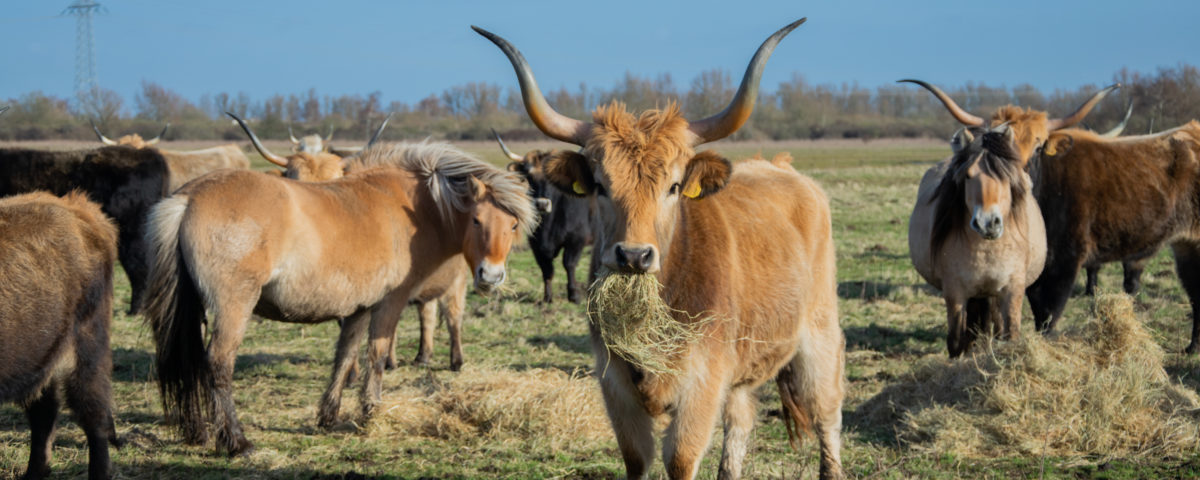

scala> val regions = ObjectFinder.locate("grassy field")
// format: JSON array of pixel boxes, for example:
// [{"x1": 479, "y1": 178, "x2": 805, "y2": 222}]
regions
[{"x1": 2, "y1": 138, "x2": 1199, "y2": 479}]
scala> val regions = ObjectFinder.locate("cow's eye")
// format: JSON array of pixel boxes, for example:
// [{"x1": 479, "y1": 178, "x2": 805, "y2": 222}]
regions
[
  {"x1": 595, "y1": 184, "x2": 608, "y2": 197},
  {"x1": 669, "y1": 183, "x2": 681, "y2": 196}
]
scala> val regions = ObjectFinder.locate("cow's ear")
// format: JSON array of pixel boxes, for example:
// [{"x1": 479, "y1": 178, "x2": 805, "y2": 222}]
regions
[
  {"x1": 1041, "y1": 133, "x2": 1074, "y2": 159},
  {"x1": 950, "y1": 127, "x2": 975, "y2": 154},
  {"x1": 681, "y1": 150, "x2": 732, "y2": 199},
  {"x1": 542, "y1": 150, "x2": 593, "y2": 197},
  {"x1": 506, "y1": 161, "x2": 525, "y2": 173}
]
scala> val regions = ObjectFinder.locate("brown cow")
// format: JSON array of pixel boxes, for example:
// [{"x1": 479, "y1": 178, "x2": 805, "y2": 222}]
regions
[
  {"x1": 1081, "y1": 103, "x2": 1147, "y2": 296},
  {"x1": 0, "y1": 191, "x2": 120, "y2": 480},
  {"x1": 227, "y1": 112, "x2": 389, "y2": 181},
  {"x1": 92, "y1": 123, "x2": 251, "y2": 192},
  {"x1": 1032, "y1": 122, "x2": 1200, "y2": 352},
  {"x1": 477, "y1": 18, "x2": 844, "y2": 479}
]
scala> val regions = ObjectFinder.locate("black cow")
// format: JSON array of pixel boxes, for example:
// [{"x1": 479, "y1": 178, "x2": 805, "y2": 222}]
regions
[
  {"x1": 494, "y1": 131, "x2": 592, "y2": 303},
  {"x1": 0, "y1": 146, "x2": 169, "y2": 314}
]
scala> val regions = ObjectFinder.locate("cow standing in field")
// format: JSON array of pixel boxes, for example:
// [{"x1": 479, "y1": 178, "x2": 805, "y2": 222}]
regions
[
  {"x1": 1080, "y1": 103, "x2": 1148, "y2": 296},
  {"x1": 0, "y1": 146, "x2": 169, "y2": 314},
  {"x1": 0, "y1": 191, "x2": 121, "y2": 480},
  {"x1": 228, "y1": 113, "x2": 389, "y2": 181},
  {"x1": 92, "y1": 124, "x2": 251, "y2": 192},
  {"x1": 494, "y1": 129, "x2": 592, "y2": 303},
  {"x1": 477, "y1": 18, "x2": 844, "y2": 479}
]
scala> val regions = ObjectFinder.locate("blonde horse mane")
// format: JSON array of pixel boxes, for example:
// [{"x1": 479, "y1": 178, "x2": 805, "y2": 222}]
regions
[{"x1": 353, "y1": 141, "x2": 537, "y2": 235}]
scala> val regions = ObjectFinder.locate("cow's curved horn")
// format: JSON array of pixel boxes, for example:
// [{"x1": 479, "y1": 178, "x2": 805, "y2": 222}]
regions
[
  {"x1": 0, "y1": 106, "x2": 8, "y2": 116},
  {"x1": 90, "y1": 121, "x2": 119, "y2": 145},
  {"x1": 288, "y1": 126, "x2": 300, "y2": 145},
  {"x1": 898, "y1": 79, "x2": 985, "y2": 126},
  {"x1": 1100, "y1": 101, "x2": 1134, "y2": 138},
  {"x1": 473, "y1": 26, "x2": 590, "y2": 145},
  {"x1": 491, "y1": 128, "x2": 524, "y2": 161},
  {"x1": 687, "y1": 18, "x2": 807, "y2": 145},
  {"x1": 145, "y1": 124, "x2": 168, "y2": 145},
  {"x1": 1047, "y1": 83, "x2": 1120, "y2": 131},
  {"x1": 366, "y1": 113, "x2": 392, "y2": 148},
  {"x1": 226, "y1": 112, "x2": 289, "y2": 167},
  {"x1": 325, "y1": 125, "x2": 335, "y2": 143}
]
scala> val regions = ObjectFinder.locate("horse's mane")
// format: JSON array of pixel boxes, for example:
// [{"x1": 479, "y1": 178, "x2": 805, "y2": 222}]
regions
[
  {"x1": 353, "y1": 141, "x2": 537, "y2": 235},
  {"x1": 929, "y1": 131, "x2": 1029, "y2": 258}
]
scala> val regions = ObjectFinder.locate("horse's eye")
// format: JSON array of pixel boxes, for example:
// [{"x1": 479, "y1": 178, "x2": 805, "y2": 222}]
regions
[
  {"x1": 511, "y1": 223, "x2": 518, "y2": 232},
  {"x1": 473, "y1": 218, "x2": 481, "y2": 226},
  {"x1": 669, "y1": 183, "x2": 681, "y2": 195}
]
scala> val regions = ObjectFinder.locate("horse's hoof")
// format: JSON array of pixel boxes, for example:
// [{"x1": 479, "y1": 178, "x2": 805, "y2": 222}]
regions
[
  {"x1": 227, "y1": 440, "x2": 256, "y2": 458},
  {"x1": 1185, "y1": 343, "x2": 1199, "y2": 355},
  {"x1": 450, "y1": 360, "x2": 463, "y2": 372}
]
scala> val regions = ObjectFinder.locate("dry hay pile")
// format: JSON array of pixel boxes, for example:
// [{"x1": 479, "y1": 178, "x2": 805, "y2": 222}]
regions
[
  {"x1": 367, "y1": 367, "x2": 610, "y2": 448},
  {"x1": 858, "y1": 294, "x2": 1200, "y2": 459},
  {"x1": 587, "y1": 270, "x2": 710, "y2": 374}
]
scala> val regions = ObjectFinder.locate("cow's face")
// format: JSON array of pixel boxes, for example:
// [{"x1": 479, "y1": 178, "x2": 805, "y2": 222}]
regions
[
  {"x1": 542, "y1": 103, "x2": 731, "y2": 274},
  {"x1": 286, "y1": 152, "x2": 346, "y2": 181},
  {"x1": 507, "y1": 151, "x2": 556, "y2": 214},
  {"x1": 989, "y1": 106, "x2": 1050, "y2": 167}
]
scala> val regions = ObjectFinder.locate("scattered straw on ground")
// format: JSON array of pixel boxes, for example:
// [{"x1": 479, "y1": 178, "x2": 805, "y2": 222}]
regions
[
  {"x1": 857, "y1": 294, "x2": 1200, "y2": 459},
  {"x1": 367, "y1": 367, "x2": 610, "y2": 449},
  {"x1": 587, "y1": 271, "x2": 709, "y2": 374}
]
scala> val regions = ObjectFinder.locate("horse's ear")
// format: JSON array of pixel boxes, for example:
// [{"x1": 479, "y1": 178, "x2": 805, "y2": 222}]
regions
[
  {"x1": 542, "y1": 150, "x2": 593, "y2": 197},
  {"x1": 682, "y1": 150, "x2": 732, "y2": 199},
  {"x1": 468, "y1": 175, "x2": 489, "y2": 202},
  {"x1": 1042, "y1": 133, "x2": 1075, "y2": 159}
]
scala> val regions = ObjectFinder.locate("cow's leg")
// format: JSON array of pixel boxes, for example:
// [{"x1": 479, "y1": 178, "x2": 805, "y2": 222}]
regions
[
  {"x1": 597, "y1": 363, "x2": 655, "y2": 480},
  {"x1": 207, "y1": 302, "x2": 256, "y2": 456},
  {"x1": 717, "y1": 387, "x2": 755, "y2": 480},
  {"x1": 779, "y1": 325, "x2": 845, "y2": 480},
  {"x1": 1027, "y1": 256, "x2": 1081, "y2": 333},
  {"x1": 319, "y1": 309, "x2": 371, "y2": 428},
  {"x1": 1084, "y1": 264, "x2": 1099, "y2": 296},
  {"x1": 22, "y1": 385, "x2": 59, "y2": 480},
  {"x1": 361, "y1": 290, "x2": 411, "y2": 419},
  {"x1": 1171, "y1": 242, "x2": 1200, "y2": 354},
  {"x1": 663, "y1": 377, "x2": 725, "y2": 480},
  {"x1": 413, "y1": 300, "x2": 439, "y2": 367},
  {"x1": 444, "y1": 280, "x2": 468, "y2": 371},
  {"x1": 65, "y1": 303, "x2": 120, "y2": 480},
  {"x1": 1123, "y1": 257, "x2": 1149, "y2": 295},
  {"x1": 118, "y1": 227, "x2": 150, "y2": 315},
  {"x1": 533, "y1": 246, "x2": 556, "y2": 304},
  {"x1": 562, "y1": 240, "x2": 585, "y2": 304}
]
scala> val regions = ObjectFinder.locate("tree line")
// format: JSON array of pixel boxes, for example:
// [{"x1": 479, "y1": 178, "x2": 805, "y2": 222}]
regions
[{"x1": 2, "y1": 64, "x2": 1197, "y2": 143}]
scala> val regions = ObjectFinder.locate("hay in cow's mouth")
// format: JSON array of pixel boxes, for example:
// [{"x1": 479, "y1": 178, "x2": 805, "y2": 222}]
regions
[{"x1": 586, "y1": 270, "x2": 709, "y2": 375}]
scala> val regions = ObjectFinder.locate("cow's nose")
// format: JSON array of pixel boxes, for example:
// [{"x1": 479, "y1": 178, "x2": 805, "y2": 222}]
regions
[{"x1": 613, "y1": 243, "x2": 657, "y2": 273}]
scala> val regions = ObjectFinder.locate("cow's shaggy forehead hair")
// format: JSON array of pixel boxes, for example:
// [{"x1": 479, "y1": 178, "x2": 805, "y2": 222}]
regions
[
  {"x1": 991, "y1": 106, "x2": 1050, "y2": 157},
  {"x1": 354, "y1": 141, "x2": 537, "y2": 235},
  {"x1": 585, "y1": 101, "x2": 693, "y2": 203}
]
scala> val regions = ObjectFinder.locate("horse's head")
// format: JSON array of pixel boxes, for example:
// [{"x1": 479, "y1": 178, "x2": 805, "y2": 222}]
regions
[
  {"x1": 933, "y1": 125, "x2": 1028, "y2": 248},
  {"x1": 460, "y1": 176, "x2": 523, "y2": 293}
]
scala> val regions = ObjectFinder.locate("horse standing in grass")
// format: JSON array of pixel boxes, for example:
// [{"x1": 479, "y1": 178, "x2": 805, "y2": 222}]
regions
[
  {"x1": 909, "y1": 126, "x2": 1046, "y2": 357},
  {"x1": 143, "y1": 142, "x2": 534, "y2": 455},
  {"x1": 0, "y1": 191, "x2": 121, "y2": 480}
]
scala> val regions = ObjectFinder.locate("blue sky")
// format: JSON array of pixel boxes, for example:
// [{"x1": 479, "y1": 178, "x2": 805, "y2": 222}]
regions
[{"x1": 2, "y1": 1, "x2": 1197, "y2": 107}]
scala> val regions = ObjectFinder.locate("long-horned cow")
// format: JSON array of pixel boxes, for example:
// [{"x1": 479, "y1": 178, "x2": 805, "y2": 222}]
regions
[
  {"x1": 477, "y1": 18, "x2": 844, "y2": 479},
  {"x1": 227, "y1": 113, "x2": 390, "y2": 181},
  {"x1": 1081, "y1": 103, "x2": 1148, "y2": 296},
  {"x1": 93, "y1": 123, "x2": 251, "y2": 192}
]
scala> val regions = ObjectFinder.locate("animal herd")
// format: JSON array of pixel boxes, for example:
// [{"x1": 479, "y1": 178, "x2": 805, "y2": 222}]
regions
[{"x1": 1, "y1": 16, "x2": 1196, "y2": 480}]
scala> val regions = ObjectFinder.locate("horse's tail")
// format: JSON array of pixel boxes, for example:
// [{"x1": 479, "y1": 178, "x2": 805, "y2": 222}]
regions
[
  {"x1": 143, "y1": 195, "x2": 212, "y2": 444},
  {"x1": 775, "y1": 356, "x2": 813, "y2": 449}
]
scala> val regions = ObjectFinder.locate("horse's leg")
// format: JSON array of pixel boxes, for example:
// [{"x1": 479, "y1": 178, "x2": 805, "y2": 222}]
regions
[
  {"x1": 944, "y1": 296, "x2": 968, "y2": 358},
  {"x1": 22, "y1": 385, "x2": 59, "y2": 480},
  {"x1": 1027, "y1": 256, "x2": 1081, "y2": 333},
  {"x1": 534, "y1": 246, "x2": 555, "y2": 304},
  {"x1": 1084, "y1": 264, "x2": 1099, "y2": 296},
  {"x1": 413, "y1": 300, "x2": 439, "y2": 367},
  {"x1": 562, "y1": 239, "x2": 585, "y2": 304},
  {"x1": 361, "y1": 290, "x2": 411, "y2": 419},
  {"x1": 444, "y1": 279, "x2": 468, "y2": 371},
  {"x1": 962, "y1": 297, "x2": 989, "y2": 354},
  {"x1": 1000, "y1": 282, "x2": 1024, "y2": 341},
  {"x1": 663, "y1": 373, "x2": 725, "y2": 480},
  {"x1": 318, "y1": 309, "x2": 371, "y2": 428},
  {"x1": 717, "y1": 387, "x2": 756, "y2": 480},
  {"x1": 208, "y1": 301, "x2": 257, "y2": 456},
  {"x1": 341, "y1": 318, "x2": 360, "y2": 386},
  {"x1": 1171, "y1": 242, "x2": 1200, "y2": 354},
  {"x1": 778, "y1": 323, "x2": 845, "y2": 480},
  {"x1": 1123, "y1": 257, "x2": 1149, "y2": 295},
  {"x1": 597, "y1": 363, "x2": 655, "y2": 480}
]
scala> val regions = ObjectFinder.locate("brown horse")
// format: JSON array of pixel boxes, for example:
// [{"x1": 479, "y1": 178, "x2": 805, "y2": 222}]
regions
[
  {"x1": 477, "y1": 18, "x2": 844, "y2": 479},
  {"x1": 142, "y1": 141, "x2": 535, "y2": 455},
  {"x1": 909, "y1": 125, "x2": 1046, "y2": 357},
  {"x1": 0, "y1": 191, "x2": 120, "y2": 480}
]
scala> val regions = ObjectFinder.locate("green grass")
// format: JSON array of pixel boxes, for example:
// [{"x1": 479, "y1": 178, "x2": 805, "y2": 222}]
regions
[{"x1": 2, "y1": 139, "x2": 1199, "y2": 479}]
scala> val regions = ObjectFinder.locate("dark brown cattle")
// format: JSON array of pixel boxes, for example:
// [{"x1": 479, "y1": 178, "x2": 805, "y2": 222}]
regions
[{"x1": 0, "y1": 191, "x2": 120, "y2": 479}]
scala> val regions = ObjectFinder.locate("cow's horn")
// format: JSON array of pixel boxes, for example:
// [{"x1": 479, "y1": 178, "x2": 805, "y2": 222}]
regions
[
  {"x1": 688, "y1": 18, "x2": 807, "y2": 145},
  {"x1": 145, "y1": 124, "x2": 168, "y2": 145},
  {"x1": 226, "y1": 112, "x2": 289, "y2": 167},
  {"x1": 91, "y1": 121, "x2": 119, "y2": 145},
  {"x1": 899, "y1": 79, "x2": 985, "y2": 126},
  {"x1": 1100, "y1": 101, "x2": 1134, "y2": 138},
  {"x1": 0, "y1": 106, "x2": 9, "y2": 116},
  {"x1": 473, "y1": 25, "x2": 590, "y2": 146},
  {"x1": 325, "y1": 125, "x2": 335, "y2": 143},
  {"x1": 1048, "y1": 83, "x2": 1120, "y2": 131},
  {"x1": 366, "y1": 113, "x2": 392, "y2": 148},
  {"x1": 288, "y1": 126, "x2": 300, "y2": 145},
  {"x1": 492, "y1": 128, "x2": 524, "y2": 161}
]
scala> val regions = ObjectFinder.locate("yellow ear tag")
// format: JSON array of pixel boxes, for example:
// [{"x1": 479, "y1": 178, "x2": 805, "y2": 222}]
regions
[
  {"x1": 682, "y1": 182, "x2": 702, "y2": 199},
  {"x1": 572, "y1": 181, "x2": 586, "y2": 195},
  {"x1": 1044, "y1": 142, "x2": 1057, "y2": 156}
]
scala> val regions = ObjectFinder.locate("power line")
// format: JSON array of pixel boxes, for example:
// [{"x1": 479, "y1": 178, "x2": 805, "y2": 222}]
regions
[{"x1": 62, "y1": 0, "x2": 106, "y2": 113}]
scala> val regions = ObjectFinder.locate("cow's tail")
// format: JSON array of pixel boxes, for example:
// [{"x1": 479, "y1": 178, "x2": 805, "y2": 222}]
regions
[
  {"x1": 775, "y1": 355, "x2": 813, "y2": 449},
  {"x1": 143, "y1": 195, "x2": 212, "y2": 445}
]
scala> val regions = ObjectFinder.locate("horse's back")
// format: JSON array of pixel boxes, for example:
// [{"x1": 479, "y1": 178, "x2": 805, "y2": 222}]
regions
[{"x1": 909, "y1": 157, "x2": 952, "y2": 289}]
